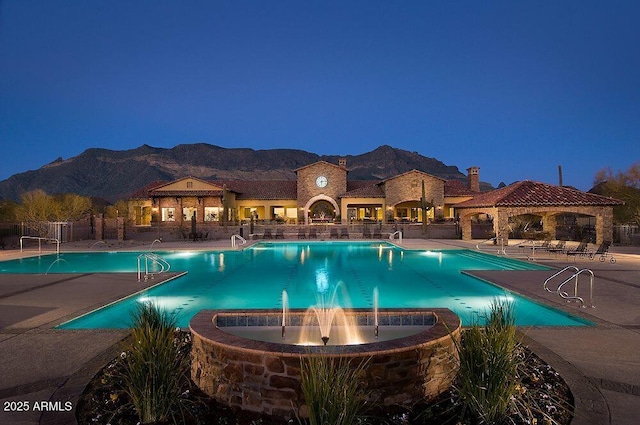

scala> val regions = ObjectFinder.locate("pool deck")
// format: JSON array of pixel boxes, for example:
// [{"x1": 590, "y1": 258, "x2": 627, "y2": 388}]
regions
[{"x1": 0, "y1": 238, "x2": 639, "y2": 424}]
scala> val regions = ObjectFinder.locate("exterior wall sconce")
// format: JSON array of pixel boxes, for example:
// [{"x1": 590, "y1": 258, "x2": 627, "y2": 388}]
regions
[{"x1": 198, "y1": 197, "x2": 203, "y2": 204}]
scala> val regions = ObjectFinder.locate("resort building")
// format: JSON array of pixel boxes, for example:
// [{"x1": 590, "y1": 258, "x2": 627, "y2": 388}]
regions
[
  {"x1": 126, "y1": 159, "x2": 622, "y2": 244},
  {"x1": 127, "y1": 159, "x2": 477, "y2": 227}
]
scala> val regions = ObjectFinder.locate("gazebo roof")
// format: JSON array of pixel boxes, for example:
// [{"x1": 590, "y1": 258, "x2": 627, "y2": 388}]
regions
[{"x1": 455, "y1": 180, "x2": 624, "y2": 208}]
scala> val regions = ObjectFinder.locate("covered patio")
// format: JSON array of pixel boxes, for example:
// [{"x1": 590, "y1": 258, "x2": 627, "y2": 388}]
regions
[{"x1": 455, "y1": 181, "x2": 624, "y2": 244}]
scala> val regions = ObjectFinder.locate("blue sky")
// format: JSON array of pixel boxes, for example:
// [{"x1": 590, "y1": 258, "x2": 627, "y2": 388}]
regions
[{"x1": 1, "y1": 1, "x2": 638, "y2": 190}]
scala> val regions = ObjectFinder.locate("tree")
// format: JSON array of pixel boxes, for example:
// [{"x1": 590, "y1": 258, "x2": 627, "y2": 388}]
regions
[
  {"x1": 0, "y1": 199, "x2": 19, "y2": 222},
  {"x1": 16, "y1": 190, "x2": 92, "y2": 237},
  {"x1": 594, "y1": 162, "x2": 640, "y2": 226}
]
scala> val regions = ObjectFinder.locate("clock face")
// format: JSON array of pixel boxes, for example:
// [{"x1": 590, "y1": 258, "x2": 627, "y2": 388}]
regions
[{"x1": 316, "y1": 175, "x2": 328, "y2": 188}]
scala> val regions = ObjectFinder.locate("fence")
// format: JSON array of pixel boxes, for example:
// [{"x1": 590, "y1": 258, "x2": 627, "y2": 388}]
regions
[{"x1": 614, "y1": 225, "x2": 640, "y2": 245}]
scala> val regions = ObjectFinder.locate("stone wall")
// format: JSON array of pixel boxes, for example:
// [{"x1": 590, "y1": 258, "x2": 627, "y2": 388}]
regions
[
  {"x1": 382, "y1": 171, "x2": 445, "y2": 209},
  {"x1": 190, "y1": 309, "x2": 460, "y2": 419},
  {"x1": 296, "y1": 162, "x2": 347, "y2": 209},
  {"x1": 458, "y1": 205, "x2": 615, "y2": 244}
]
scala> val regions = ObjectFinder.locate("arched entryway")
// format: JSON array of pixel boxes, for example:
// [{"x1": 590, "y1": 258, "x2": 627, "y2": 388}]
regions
[{"x1": 303, "y1": 194, "x2": 341, "y2": 225}]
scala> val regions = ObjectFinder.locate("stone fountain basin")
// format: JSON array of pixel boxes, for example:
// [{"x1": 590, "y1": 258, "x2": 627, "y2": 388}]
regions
[{"x1": 190, "y1": 308, "x2": 461, "y2": 418}]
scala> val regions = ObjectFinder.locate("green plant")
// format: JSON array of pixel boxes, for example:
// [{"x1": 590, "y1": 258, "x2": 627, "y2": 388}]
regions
[
  {"x1": 116, "y1": 303, "x2": 190, "y2": 424},
  {"x1": 297, "y1": 355, "x2": 370, "y2": 425},
  {"x1": 452, "y1": 299, "x2": 521, "y2": 424}
]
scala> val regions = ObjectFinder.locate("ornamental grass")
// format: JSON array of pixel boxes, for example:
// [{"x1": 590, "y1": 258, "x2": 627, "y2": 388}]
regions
[
  {"x1": 297, "y1": 354, "x2": 370, "y2": 425},
  {"x1": 115, "y1": 302, "x2": 191, "y2": 424}
]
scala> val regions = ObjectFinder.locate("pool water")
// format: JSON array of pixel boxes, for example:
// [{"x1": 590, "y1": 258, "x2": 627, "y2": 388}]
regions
[{"x1": 1, "y1": 242, "x2": 591, "y2": 328}]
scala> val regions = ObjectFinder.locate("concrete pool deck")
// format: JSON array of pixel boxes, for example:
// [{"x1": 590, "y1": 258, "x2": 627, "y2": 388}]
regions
[{"x1": 0, "y1": 238, "x2": 639, "y2": 424}]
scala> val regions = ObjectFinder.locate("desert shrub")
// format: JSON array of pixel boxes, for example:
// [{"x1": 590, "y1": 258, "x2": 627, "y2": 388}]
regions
[
  {"x1": 297, "y1": 354, "x2": 370, "y2": 425},
  {"x1": 116, "y1": 303, "x2": 190, "y2": 424},
  {"x1": 453, "y1": 299, "x2": 521, "y2": 424}
]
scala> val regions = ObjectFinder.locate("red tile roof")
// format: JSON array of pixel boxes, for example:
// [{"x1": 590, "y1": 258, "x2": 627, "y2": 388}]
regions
[
  {"x1": 128, "y1": 181, "x2": 168, "y2": 199},
  {"x1": 218, "y1": 180, "x2": 297, "y2": 200},
  {"x1": 150, "y1": 189, "x2": 224, "y2": 197},
  {"x1": 342, "y1": 181, "x2": 385, "y2": 198},
  {"x1": 444, "y1": 180, "x2": 476, "y2": 197},
  {"x1": 455, "y1": 180, "x2": 624, "y2": 208}
]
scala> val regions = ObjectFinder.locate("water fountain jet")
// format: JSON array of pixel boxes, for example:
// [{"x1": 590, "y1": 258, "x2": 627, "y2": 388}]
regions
[{"x1": 281, "y1": 290, "x2": 288, "y2": 339}]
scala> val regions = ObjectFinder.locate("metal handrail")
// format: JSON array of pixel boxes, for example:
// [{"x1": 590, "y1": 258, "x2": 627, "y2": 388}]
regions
[
  {"x1": 137, "y1": 252, "x2": 171, "y2": 282},
  {"x1": 475, "y1": 236, "x2": 496, "y2": 251},
  {"x1": 20, "y1": 236, "x2": 60, "y2": 255},
  {"x1": 231, "y1": 234, "x2": 247, "y2": 248},
  {"x1": 543, "y1": 266, "x2": 579, "y2": 293},
  {"x1": 476, "y1": 237, "x2": 508, "y2": 256},
  {"x1": 389, "y1": 230, "x2": 403, "y2": 244},
  {"x1": 556, "y1": 268, "x2": 595, "y2": 308}
]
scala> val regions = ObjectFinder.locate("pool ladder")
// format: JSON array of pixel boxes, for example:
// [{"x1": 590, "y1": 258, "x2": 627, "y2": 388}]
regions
[
  {"x1": 543, "y1": 266, "x2": 595, "y2": 308},
  {"x1": 389, "y1": 230, "x2": 402, "y2": 244},
  {"x1": 475, "y1": 237, "x2": 509, "y2": 256},
  {"x1": 231, "y1": 234, "x2": 247, "y2": 249},
  {"x1": 137, "y1": 253, "x2": 171, "y2": 282}
]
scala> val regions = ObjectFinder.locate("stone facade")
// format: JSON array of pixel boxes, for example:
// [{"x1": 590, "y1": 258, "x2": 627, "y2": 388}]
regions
[
  {"x1": 459, "y1": 205, "x2": 616, "y2": 245},
  {"x1": 190, "y1": 309, "x2": 461, "y2": 419},
  {"x1": 296, "y1": 161, "x2": 347, "y2": 212},
  {"x1": 382, "y1": 171, "x2": 444, "y2": 207}
]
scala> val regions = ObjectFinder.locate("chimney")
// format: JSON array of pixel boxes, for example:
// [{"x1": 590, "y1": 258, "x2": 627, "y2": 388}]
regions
[
  {"x1": 339, "y1": 158, "x2": 347, "y2": 169},
  {"x1": 558, "y1": 165, "x2": 563, "y2": 186},
  {"x1": 467, "y1": 166, "x2": 480, "y2": 192}
]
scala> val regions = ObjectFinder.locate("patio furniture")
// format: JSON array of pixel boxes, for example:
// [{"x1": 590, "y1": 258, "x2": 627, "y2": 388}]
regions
[
  {"x1": 566, "y1": 241, "x2": 589, "y2": 260},
  {"x1": 547, "y1": 240, "x2": 567, "y2": 255},
  {"x1": 589, "y1": 241, "x2": 615, "y2": 263}
]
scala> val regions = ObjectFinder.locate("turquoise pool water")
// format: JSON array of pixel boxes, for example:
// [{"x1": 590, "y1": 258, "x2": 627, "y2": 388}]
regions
[{"x1": 1, "y1": 242, "x2": 591, "y2": 328}]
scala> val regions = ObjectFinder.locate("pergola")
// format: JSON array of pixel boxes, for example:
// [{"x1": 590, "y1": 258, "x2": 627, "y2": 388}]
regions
[{"x1": 454, "y1": 181, "x2": 624, "y2": 245}]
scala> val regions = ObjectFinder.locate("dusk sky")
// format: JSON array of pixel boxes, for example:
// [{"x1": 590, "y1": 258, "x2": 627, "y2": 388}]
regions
[{"x1": 1, "y1": 1, "x2": 638, "y2": 190}]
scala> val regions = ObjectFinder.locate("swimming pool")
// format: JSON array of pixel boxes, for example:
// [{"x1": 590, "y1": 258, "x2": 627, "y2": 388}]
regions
[{"x1": 1, "y1": 242, "x2": 590, "y2": 328}]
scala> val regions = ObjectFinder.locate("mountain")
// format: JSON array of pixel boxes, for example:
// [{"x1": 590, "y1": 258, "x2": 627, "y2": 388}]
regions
[{"x1": 0, "y1": 144, "x2": 477, "y2": 202}]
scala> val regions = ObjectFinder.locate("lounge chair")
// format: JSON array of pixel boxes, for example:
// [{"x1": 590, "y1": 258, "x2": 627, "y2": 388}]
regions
[
  {"x1": 297, "y1": 228, "x2": 306, "y2": 239},
  {"x1": 275, "y1": 228, "x2": 284, "y2": 239},
  {"x1": 362, "y1": 226, "x2": 372, "y2": 239},
  {"x1": 518, "y1": 238, "x2": 550, "y2": 252},
  {"x1": 339, "y1": 227, "x2": 349, "y2": 239},
  {"x1": 330, "y1": 228, "x2": 339, "y2": 239},
  {"x1": 533, "y1": 239, "x2": 552, "y2": 251},
  {"x1": 373, "y1": 228, "x2": 382, "y2": 239},
  {"x1": 263, "y1": 228, "x2": 273, "y2": 239},
  {"x1": 546, "y1": 240, "x2": 566, "y2": 256},
  {"x1": 308, "y1": 228, "x2": 317, "y2": 239},
  {"x1": 566, "y1": 241, "x2": 588, "y2": 260},
  {"x1": 589, "y1": 241, "x2": 615, "y2": 263}
]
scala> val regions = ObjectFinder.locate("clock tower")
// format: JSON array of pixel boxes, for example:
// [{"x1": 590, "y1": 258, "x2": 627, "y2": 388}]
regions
[{"x1": 295, "y1": 160, "x2": 348, "y2": 224}]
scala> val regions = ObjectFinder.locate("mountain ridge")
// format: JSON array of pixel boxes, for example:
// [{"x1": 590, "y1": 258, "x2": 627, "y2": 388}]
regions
[{"x1": 0, "y1": 144, "x2": 482, "y2": 202}]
